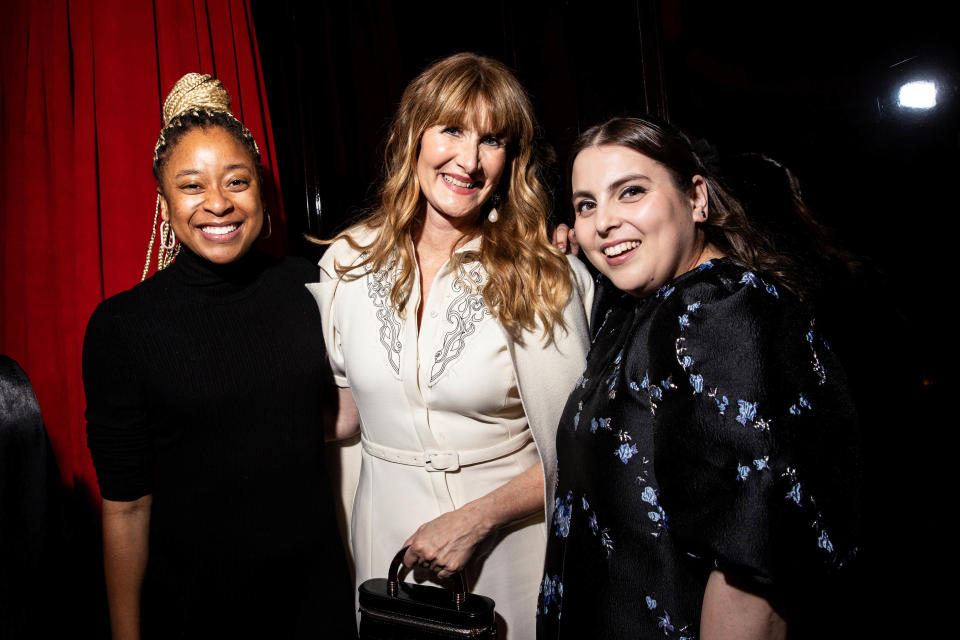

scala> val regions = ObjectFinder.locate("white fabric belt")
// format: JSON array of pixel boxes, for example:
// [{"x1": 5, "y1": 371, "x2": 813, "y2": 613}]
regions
[{"x1": 360, "y1": 430, "x2": 534, "y2": 472}]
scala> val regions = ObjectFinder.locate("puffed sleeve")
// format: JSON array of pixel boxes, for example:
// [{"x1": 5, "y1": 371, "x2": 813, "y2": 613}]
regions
[
  {"x1": 83, "y1": 303, "x2": 155, "y2": 501},
  {"x1": 306, "y1": 238, "x2": 357, "y2": 387},
  {"x1": 650, "y1": 273, "x2": 860, "y2": 600}
]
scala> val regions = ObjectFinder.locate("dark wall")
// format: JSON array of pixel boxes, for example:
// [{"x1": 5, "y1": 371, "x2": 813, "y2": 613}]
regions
[{"x1": 662, "y1": 12, "x2": 953, "y2": 631}]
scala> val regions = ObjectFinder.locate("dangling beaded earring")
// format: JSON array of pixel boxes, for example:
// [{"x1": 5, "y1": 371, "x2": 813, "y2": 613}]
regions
[
  {"x1": 160, "y1": 221, "x2": 176, "y2": 250},
  {"x1": 141, "y1": 194, "x2": 180, "y2": 281},
  {"x1": 487, "y1": 193, "x2": 501, "y2": 223}
]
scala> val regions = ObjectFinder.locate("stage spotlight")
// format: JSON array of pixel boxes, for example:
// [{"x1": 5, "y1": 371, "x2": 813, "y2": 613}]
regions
[{"x1": 897, "y1": 80, "x2": 937, "y2": 109}]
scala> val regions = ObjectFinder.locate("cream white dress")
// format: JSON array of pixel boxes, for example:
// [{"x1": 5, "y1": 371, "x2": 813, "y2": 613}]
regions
[{"x1": 311, "y1": 230, "x2": 592, "y2": 639}]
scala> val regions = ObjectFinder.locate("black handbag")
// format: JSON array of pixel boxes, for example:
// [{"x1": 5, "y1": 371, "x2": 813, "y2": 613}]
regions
[{"x1": 358, "y1": 547, "x2": 497, "y2": 639}]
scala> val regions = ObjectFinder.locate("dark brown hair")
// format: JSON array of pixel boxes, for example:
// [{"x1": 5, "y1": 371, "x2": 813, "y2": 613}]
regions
[{"x1": 570, "y1": 116, "x2": 809, "y2": 299}]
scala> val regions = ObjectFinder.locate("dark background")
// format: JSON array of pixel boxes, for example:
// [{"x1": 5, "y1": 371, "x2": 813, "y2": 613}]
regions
[{"x1": 251, "y1": 0, "x2": 951, "y2": 635}]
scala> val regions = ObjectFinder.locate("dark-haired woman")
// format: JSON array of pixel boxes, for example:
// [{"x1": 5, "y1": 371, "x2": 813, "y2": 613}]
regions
[
  {"x1": 83, "y1": 74, "x2": 355, "y2": 639},
  {"x1": 536, "y1": 117, "x2": 860, "y2": 639}
]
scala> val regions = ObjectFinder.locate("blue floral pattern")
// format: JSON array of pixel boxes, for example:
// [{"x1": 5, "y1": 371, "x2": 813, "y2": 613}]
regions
[{"x1": 538, "y1": 259, "x2": 859, "y2": 638}]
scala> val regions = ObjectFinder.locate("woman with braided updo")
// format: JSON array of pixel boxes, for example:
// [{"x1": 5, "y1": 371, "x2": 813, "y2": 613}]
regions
[{"x1": 83, "y1": 74, "x2": 356, "y2": 639}]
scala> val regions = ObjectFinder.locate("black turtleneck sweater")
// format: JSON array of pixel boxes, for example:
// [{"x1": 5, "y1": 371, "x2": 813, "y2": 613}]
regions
[{"x1": 83, "y1": 248, "x2": 356, "y2": 638}]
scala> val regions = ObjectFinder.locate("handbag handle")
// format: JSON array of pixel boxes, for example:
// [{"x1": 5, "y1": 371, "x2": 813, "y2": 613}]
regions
[{"x1": 388, "y1": 546, "x2": 468, "y2": 608}]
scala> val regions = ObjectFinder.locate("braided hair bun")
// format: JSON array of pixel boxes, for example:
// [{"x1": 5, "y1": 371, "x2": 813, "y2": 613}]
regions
[
  {"x1": 162, "y1": 73, "x2": 232, "y2": 124},
  {"x1": 145, "y1": 72, "x2": 264, "y2": 279},
  {"x1": 153, "y1": 73, "x2": 260, "y2": 166}
]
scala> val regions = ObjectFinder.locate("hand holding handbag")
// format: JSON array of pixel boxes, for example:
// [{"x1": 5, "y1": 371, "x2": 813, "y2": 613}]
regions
[{"x1": 358, "y1": 546, "x2": 497, "y2": 639}]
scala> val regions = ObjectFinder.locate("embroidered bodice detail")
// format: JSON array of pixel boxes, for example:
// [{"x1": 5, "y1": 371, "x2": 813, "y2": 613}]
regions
[
  {"x1": 365, "y1": 258, "x2": 403, "y2": 375},
  {"x1": 430, "y1": 262, "x2": 492, "y2": 385}
]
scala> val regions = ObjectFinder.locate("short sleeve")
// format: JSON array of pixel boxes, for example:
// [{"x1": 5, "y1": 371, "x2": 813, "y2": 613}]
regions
[
  {"x1": 650, "y1": 275, "x2": 860, "y2": 599},
  {"x1": 306, "y1": 238, "x2": 361, "y2": 388},
  {"x1": 83, "y1": 303, "x2": 155, "y2": 501}
]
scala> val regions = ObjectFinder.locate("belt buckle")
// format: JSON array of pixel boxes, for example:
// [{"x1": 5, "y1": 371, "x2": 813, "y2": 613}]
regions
[{"x1": 424, "y1": 450, "x2": 460, "y2": 472}]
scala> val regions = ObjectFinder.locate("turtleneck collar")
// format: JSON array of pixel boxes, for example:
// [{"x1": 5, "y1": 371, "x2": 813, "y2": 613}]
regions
[{"x1": 168, "y1": 245, "x2": 270, "y2": 297}]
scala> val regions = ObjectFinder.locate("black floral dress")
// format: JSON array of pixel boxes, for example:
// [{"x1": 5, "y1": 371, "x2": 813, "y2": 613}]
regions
[{"x1": 537, "y1": 259, "x2": 860, "y2": 639}]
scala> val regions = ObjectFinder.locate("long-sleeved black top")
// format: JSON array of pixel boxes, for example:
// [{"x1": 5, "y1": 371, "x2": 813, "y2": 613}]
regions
[{"x1": 83, "y1": 246, "x2": 356, "y2": 638}]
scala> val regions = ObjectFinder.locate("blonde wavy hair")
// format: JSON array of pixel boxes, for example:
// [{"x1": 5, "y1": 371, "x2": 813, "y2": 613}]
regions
[{"x1": 328, "y1": 52, "x2": 572, "y2": 342}]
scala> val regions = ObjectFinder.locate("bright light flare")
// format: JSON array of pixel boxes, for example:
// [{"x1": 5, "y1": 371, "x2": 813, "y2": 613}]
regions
[{"x1": 897, "y1": 80, "x2": 937, "y2": 109}]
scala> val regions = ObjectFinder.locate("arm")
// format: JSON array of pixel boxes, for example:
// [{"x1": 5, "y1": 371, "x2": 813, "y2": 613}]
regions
[
  {"x1": 700, "y1": 570, "x2": 786, "y2": 640},
  {"x1": 102, "y1": 495, "x2": 152, "y2": 640},
  {"x1": 324, "y1": 386, "x2": 361, "y2": 441},
  {"x1": 403, "y1": 461, "x2": 544, "y2": 578}
]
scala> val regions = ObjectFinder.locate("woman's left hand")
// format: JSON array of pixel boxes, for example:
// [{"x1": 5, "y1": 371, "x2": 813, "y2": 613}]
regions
[
  {"x1": 402, "y1": 504, "x2": 493, "y2": 579},
  {"x1": 402, "y1": 462, "x2": 544, "y2": 579}
]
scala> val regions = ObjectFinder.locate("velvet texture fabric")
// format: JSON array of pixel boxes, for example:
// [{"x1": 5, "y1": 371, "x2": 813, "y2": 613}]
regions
[
  {"x1": 538, "y1": 259, "x2": 861, "y2": 638},
  {"x1": 0, "y1": 0, "x2": 284, "y2": 502}
]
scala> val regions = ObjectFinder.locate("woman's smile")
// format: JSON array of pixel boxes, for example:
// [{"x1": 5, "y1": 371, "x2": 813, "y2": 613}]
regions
[{"x1": 441, "y1": 172, "x2": 480, "y2": 193}]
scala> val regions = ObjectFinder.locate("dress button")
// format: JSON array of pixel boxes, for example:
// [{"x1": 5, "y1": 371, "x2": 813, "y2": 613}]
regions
[{"x1": 430, "y1": 310, "x2": 439, "y2": 318}]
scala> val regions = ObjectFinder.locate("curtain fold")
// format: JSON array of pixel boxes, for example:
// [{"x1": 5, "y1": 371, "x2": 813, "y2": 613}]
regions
[{"x1": 1, "y1": 0, "x2": 285, "y2": 502}]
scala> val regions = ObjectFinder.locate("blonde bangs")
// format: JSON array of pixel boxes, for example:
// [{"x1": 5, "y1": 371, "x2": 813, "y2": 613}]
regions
[{"x1": 423, "y1": 67, "x2": 530, "y2": 147}]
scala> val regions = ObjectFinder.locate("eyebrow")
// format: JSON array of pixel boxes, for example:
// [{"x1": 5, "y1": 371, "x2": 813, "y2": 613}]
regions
[
  {"x1": 571, "y1": 173, "x2": 651, "y2": 202},
  {"x1": 607, "y1": 173, "x2": 651, "y2": 194},
  {"x1": 173, "y1": 164, "x2": 252, "y2": 179}
]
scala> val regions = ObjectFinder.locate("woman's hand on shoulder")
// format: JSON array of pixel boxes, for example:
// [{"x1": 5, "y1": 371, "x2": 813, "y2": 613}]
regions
[
  {"x1": 552, "y1": 224, "x2": 579, "y2": 256},
  {"x1": 402, "y1": 503, "x2": 494, "y2": 579}
]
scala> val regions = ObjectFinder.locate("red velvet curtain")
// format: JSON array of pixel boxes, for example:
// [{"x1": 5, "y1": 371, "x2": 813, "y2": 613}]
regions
[{"x1": 0, "y1": 0, "x2": 285, "y2": 502}]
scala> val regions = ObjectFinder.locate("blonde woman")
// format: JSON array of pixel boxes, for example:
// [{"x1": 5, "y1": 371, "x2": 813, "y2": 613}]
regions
[{"x1": 311, "y1": 53, "x2": 592, "y2": 637}]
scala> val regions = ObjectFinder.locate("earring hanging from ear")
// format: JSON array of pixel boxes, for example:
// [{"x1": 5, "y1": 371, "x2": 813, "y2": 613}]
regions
[
  {"x1": 141, "y1": 194, "x2": 162, "y2": 281},
  {"x1": 261, "y1": 210, "x2": 272, "y2": 239},
  {"x1": 160, "y1": 221, "x2": 176, "y2": 250},
  {"x1": 142, "y1": 194, "x2": 179, "y2": 280},
  {"x1": 158, "y1": 217, "x2": 179, "y2": 270},
  {"x1": 487, "y1": 193, "x2": 501, "y2": 223}
]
